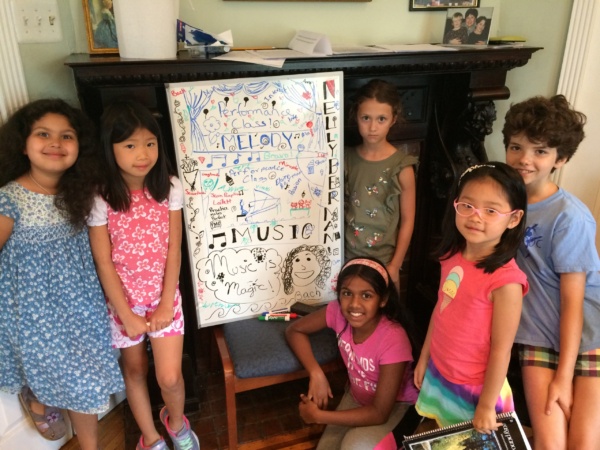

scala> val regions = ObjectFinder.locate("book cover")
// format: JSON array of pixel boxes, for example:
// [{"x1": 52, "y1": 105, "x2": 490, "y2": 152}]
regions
[{"x1": 402, "y1": 411, "x2": 531, "y2": 450}]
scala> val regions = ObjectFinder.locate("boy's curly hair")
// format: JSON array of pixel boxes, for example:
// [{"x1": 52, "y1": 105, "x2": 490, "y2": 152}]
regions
[
  {"x1": 0, "y1": 99, "x2": 100, "y2": 227},
  {"x1": 502, "y1": 95, "x2": 586, "y2": 162}
]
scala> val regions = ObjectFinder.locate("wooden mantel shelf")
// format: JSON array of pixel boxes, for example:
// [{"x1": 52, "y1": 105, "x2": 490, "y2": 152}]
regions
[{"x1": 66, "y1": 46, "x2": 540, "y2": 86}]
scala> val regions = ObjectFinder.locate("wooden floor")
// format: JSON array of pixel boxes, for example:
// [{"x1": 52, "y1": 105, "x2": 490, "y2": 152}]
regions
[
  {"x1": 60, "y1": 403, "x2": 327, "y2": 450},
  {"x1": 59, "y1": 368, "x2": 533, "y2": 449},
  {"x1": 58, "y1": 334, "x2": 533, "y2": 449},
  {"x1": 60, "y1": 367, "x2": 347, "y2": 450}
]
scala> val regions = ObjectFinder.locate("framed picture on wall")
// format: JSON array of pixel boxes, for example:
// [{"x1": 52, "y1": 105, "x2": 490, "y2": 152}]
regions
[
  {"x1": 409, "y1": 0, "x2": 480, "y2": 11},
  {"x1": 82, "y1": 0, "x2": 119, "y2": 54}
]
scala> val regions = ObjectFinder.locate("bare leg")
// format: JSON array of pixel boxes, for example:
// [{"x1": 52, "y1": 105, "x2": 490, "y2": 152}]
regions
[
  {"x1": 67, "y1": 410, "x2": 98, "y2": 450},
  {"x1": 568, "y1": 375, "x2": 600, "y2": 449},
  {"x1": 522, "y1": 366, "x2": 567, "y2": 450},
  {"x1": 149, "y1": 335, "x2": 184, "y2": 432},
  {"x1": 121, "y1": 342, "x2": 161, "y2": 447}
]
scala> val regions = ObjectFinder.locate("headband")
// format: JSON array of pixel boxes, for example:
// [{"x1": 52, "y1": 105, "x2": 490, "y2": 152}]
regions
[
  {"x1": 342, "y1": 258, "x2": 389, "y2": 286},
  {"x1": 458, "y1": 164, "x2": 496, "y2": 184}
]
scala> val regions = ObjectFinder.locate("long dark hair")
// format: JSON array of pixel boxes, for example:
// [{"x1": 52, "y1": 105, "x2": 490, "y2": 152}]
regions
[
  {"x1": 98, "y1": 99, "x2": 173, "y2": 211},
  {"x1": 436, "y1": 162, "x2": 527, "y2": 273},
  {"x1": 337, "y1": 257, "x2": 419, "y2": 355},
  {"x1": 0, "y1": 98, "x2": 100, "y2": 226}
]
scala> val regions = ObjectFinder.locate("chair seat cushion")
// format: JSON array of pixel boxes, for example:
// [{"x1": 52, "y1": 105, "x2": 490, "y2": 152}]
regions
[{"x1": 222, "y1": 317, "x2": 339, "y2": 379}]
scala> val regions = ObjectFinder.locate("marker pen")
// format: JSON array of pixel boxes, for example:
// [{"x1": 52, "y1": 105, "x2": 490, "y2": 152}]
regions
[
  {"x1": 258, "y1": 314, "x2": 295, "y2": 321},
  {"x1": 266, "y1": 307, "x2": 291, "y2": 314},
  {"x1": 261, "y1": 312, "x2": 297, "y2": 317}
]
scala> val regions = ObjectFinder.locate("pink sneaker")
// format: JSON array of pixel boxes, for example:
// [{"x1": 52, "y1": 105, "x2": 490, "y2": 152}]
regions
[
  {"x1": 136, "y1": 435, "x2": 169, "y2": 450},
  {"x1": 159, "y1": 406, "x2": 200, "y2": 450}
]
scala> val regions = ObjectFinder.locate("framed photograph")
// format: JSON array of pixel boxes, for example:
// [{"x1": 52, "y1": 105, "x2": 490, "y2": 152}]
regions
[
  {"x1": 82, "y1": 0, "x2": 119, "y2": 54},
  {"x1": 442, "y1": 7, "x2": 493, "y2": 45},
  {"x1": 409, "y1": 0, "x2": 480, "y2": 11}
]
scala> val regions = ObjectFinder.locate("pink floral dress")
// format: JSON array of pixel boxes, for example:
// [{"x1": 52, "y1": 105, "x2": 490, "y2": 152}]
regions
[{"x1": 88, "y1": 177, "x2": 184, "y2": 347}]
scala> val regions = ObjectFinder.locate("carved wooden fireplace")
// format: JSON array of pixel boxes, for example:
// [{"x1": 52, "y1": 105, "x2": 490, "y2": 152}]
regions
[{"x1": 66, "y1": 47, "x2": 540, "y2": 410}]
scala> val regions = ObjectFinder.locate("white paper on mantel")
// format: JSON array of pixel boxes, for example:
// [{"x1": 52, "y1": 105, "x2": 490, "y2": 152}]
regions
[
  {"x1": 212, "y1": 51, "x2": 285, "y2": 68},
  {"x1": 373, "y1": 44, "x2": 458, "y2": 52},
  {"x1": 215, "y1": 30, "x2": 234, "y2": 46},
  {"x1": 289, "y1": 30, "x2": 332, "y2": 55},
  {"x1": 247, "y1": 30, "x2": 332, "y2": 59},
  {"x1": 332, "y1": 45, "x2": 393, "y2": 55}
]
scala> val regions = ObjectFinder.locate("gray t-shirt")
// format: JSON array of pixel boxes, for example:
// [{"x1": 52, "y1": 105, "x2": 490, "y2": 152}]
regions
[{"x1": 515, "y1": 188, "x2": 600, "y2": 353}]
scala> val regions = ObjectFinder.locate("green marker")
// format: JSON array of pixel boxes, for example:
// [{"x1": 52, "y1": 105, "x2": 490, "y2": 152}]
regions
[{"x1": 258, "y1": 314, "x2": 291, "y2": 321}]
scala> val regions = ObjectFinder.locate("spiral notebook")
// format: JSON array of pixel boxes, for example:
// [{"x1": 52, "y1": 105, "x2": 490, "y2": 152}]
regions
[{"x1": 402, "y1": 411, "x2": 531, "y2": 449}]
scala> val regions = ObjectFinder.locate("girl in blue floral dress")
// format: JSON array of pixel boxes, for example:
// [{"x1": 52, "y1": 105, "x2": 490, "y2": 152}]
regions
[{"x1": 0, "y1": 99, "x2": 124, "y2": 450}]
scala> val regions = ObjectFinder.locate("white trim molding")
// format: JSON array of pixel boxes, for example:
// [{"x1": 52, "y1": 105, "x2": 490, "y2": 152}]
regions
[
  {"x1": 555, "y1": 0, "x2": 600, "y2": 249},
  {"x1": 0, "y1": 0, "x2": 29, "y2": 123}
]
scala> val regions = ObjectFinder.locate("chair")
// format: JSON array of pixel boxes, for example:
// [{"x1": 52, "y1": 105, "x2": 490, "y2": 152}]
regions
[{"x1": 213, "y1": 317, "x2": 343, "y2": 449}]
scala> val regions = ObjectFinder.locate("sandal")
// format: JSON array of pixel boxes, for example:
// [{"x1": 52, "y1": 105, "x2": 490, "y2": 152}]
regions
[{"x1": 17, "y1": 386, "x2": 67, "y2": 440}]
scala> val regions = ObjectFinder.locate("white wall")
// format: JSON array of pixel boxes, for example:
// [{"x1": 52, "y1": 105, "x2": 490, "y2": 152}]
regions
[{"x1": 487, "y1": 0, "x2": 574, "y2": 160}]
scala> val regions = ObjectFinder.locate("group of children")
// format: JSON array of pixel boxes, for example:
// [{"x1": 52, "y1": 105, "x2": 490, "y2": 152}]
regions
[
  {"x1": 0, "y1": 99, "x2": 198, "y2": 450},
  {"x1": 287, "y1": 81, "x2": 600, "y2": 450},
  {"x1": 0, "y1": 78, "x2": 598, "y2": 450}
]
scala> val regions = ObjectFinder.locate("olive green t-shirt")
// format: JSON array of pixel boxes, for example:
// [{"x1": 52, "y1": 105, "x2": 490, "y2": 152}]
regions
[{"x1": 344, "y1": 146, "x2": 418, "y2": 263}]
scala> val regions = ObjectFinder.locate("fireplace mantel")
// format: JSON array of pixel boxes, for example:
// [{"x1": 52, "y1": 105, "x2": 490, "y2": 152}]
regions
[
  {"x1": 66, "y1": 47, "x2": 540, "y2": 405},
  {"x1": 66, "y1": 48, "x2": 536, "y2": 78},
  {"x1": 67, "y1": 47, "x2": 537, "y2": 100}
]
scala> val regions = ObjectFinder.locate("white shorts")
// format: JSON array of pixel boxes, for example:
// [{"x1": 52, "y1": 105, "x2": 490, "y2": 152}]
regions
[{"x1": 107, "y1": 290, "x2": 185, "y2": 349}]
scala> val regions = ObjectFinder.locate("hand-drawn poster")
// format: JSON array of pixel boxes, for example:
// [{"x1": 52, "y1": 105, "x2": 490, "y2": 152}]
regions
[{"x1": 166, "y1": 72, "x2": 344, "y2": 327}]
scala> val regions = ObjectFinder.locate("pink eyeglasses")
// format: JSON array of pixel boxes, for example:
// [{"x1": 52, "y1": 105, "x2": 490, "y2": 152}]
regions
[{"x1": 453, "y1": 200, "x2": 519, "y2": 222}]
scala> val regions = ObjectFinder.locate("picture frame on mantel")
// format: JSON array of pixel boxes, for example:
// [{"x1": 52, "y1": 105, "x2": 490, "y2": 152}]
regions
[
  {"x1": 409, "y1": 0, "x2": 480, "y2": 11},
  {"x1": 82, "y1": 0, "x2": 119, "y2": 54}
]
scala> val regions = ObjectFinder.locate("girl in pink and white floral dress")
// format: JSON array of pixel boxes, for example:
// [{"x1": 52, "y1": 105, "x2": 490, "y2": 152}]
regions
[{"x1": 88, "y1": 100, "x2": 199, "y2": 450}]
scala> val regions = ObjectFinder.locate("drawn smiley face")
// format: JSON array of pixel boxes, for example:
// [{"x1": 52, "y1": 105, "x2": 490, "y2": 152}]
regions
[{"x1": 291, "y1": 250, "x2": 321, "y2": 287}]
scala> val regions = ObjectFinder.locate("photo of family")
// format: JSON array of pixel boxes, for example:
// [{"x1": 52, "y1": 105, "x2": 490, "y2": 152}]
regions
[{"x1": 442, "y1": 7, "x2": 494, "y2": 45}]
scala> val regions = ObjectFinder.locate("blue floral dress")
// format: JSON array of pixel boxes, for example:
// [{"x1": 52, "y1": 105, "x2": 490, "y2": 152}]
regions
[{"x1": 0, "y1": 182, "x2": 124, "y2": 413}]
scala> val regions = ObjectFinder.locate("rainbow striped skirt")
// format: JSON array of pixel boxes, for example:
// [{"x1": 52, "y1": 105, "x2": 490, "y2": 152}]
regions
[{"x1": 415, "y1": 358, "x2": 514, "y2": 427}]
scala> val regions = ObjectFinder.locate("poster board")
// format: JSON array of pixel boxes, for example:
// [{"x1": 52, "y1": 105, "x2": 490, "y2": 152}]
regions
[{"x1": 166, "y1": 72, "x2": 344, "y2": 327}]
